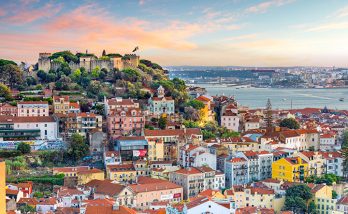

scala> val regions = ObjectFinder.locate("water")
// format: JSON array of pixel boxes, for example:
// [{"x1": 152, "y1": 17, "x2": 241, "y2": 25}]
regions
[{"x1": 196, "y1": 84, "x2": 348, "y2": 110}]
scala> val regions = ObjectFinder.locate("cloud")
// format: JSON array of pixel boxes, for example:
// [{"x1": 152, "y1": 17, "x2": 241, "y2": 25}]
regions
[
  {"x1": 306, "y1": 21, "x2": 348, "y2": 32},
  {"x1": 224, "y1": 34, "x2": 258, "y2": 41},
  {"x1": 139, "y1": 0, "x2": 146, "y2": 5},
  {"x1": 331, "y1": 5, "x2": 348, "y2": 18},
  {"x1": 0, "y1": 2, "x2": 63, "y2": 24},
  {"x1": 245, "y1": 0, "x2": 295, "y2": 14}
]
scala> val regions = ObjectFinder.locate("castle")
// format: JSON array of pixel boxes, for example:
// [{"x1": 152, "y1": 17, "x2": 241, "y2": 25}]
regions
[{"x1": 38, "y1": 52, "x2": 140, "y2": 72}]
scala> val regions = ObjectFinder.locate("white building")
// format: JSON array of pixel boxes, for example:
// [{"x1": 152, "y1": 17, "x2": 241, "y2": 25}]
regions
[
  {"x1": 0, "y1": 116, "x2": 58, "y2": 141},
  {"x1": 221, "y1": 111, "x2": 239, "y2": 132},
  {"x1": 320, "y1": 133, "x2": 338, "y2": 151},
  {"x1": 17, "y1": 101, "x2": 49, "y2": 117}
]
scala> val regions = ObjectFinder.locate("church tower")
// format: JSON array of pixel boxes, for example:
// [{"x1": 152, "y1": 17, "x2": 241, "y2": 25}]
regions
[{"x1": 157, "y1": 85, "x2": 165, "y2": 98}]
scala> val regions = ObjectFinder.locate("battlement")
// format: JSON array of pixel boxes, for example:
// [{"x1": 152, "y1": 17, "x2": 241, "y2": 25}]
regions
[{"x1": 39, "y1": 53, "x2": 51, "y2": 59}]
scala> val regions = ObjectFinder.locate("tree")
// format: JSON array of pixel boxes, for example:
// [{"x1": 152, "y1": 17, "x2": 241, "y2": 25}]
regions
[
  {"x1": 342, "y1": 131, "x2": 348, "y2": 148},
  {"x1": 18, "y1": 204, "x2": 36, "y2": 213},
  {"x1": 17, "y1": 142, "x2": 31, "y2": 154},
  {"x1": 284, "y1": 184, "x2": 313, "y2": 213},
  {"x1": 187, "y1": 100, "x2": 205, "y2": 110},
  {"x1": 25, "y1": 76, "x2": 37, "y2": 86},
  {"x1": 332, "y1": 190, "x2": 338, "y2": 199},
  {"x1": 55, "y1": 75, "x2": 72, "y2": 90},
  {"x1": 265, "y1": 98, "x2": 273, "y2": 128},
  {"x1": 67, "y1": 133, "x2": 89, "y2": 162},
  {"x1": 158, "y1": 116, "x2": 167, "y2": 129},
  {"x1": 0, "y1": 64, "x2": 23, "y2": 87},
  {"x1": 308, "y1": 201, "x2": 317, "y2": 214},
  {"x1": 221, "y1": 130, "x2": 240, "y2": 138},
  {"x1": 184, "y1": 107, "x2": 200, "y2": 121},
  {"x1": 280, "y1": 118, "x2": 300, "y2": 129},
  {"x1": 0, "y1": 59, "x2": 17, "y2": 66},
  {"x1": 0, "y1": 83, "x2": 11, "y2": 100},
  {"x1": 91, "y1": 66, "x2": 101, "y2": 78}
]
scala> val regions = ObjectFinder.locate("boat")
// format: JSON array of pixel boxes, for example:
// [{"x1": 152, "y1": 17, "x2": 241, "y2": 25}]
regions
[
  {"x1": 339, "y1": 98, "x2": 344, "y2": 102},
  {"x1": 282, "y1": 98, "x2": 287, "y2": 101}
]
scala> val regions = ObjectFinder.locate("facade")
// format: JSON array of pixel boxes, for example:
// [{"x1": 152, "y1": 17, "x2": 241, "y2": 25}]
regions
[
  {"x1": 295, "y1": 151, "x2": 326, "y2": 176},
  {"x1": 169, "y1": 167, "x2": 205, "y2": 200},
  {"x1": 66, "y1": 112, "x2": 102, "y2": 137},
  {"x1": 114, "y1": 136, "x2": 148, "y2": 161},
  {"x1": 321, "y1": 151, "x2": 343, "y2": 176},
  {"x1": 320, "y1": 133, "x2": 338, "y2": 151},
  {"x1": 104, "y1": 97, "x2": 140, "y2": 115},
  {"x1": 225, "y1": 157, "x2": 249, "y2": 188},
  {"x1": 313, "y1": 185, "x2": 337, "y2": 214},
  {"x1": 272, "y1": 157, "x2": 309, "y2": 182},
  {"x1": 148, "y1": 86, "x2": 175, "y2": 116},
  {"x1": 17, "y1": 101, "x2": 49, "y2": 117},
  {"x1": 0, "y1": 103, "x2": 17, "y2": 116},
  {"x1": 336, "y1": 196, "x2": 348, "y2": 214},
  {"x1": 128, "y1": 177, "x2": 183, "y2": 210},
  {"x1": 0, "y1": 116, "x2": 58, "y2": 141},
  {"x1": 147, "y1": 138, "x2": 165, "y2": 161},
  {"x1": 221, "y1": 111, "x2": 240, "y2": 132},
  {"x1": 195, "y1": 95, "x2": 214, "y2": 122},
  {"x1": 53, "y1": 166, "x2": 104, "y2": 185},
  {"x1": 107, "y1": 108, "x2": 145, "y2": 138},
  {"x1": 53, "y1": 96, "x2": 70, "y2": 114},
  {"x1": 106, "y1": 163, "x2": 137, "y2": 184}
]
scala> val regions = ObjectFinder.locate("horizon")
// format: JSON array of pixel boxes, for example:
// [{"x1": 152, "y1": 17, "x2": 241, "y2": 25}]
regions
[{"x1": 1, "y1": 0, "x2": 348, "y2": 67}]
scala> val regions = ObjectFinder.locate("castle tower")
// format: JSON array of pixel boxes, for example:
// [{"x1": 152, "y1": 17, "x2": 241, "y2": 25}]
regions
[
  {"x1": 157, "y1": 85, "x2": 165, "y2": 98},
  {"x1": 38, "y1": 53, "x2": 52, "y2": 72},
  {"x1": 79, "y1": 56, "x2": 93, "y2": 72}
]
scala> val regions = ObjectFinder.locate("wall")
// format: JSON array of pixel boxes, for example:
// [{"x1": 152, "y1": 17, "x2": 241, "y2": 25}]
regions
[{"x1": 15, "y1": 121, "x2": 58, "y2": 140}]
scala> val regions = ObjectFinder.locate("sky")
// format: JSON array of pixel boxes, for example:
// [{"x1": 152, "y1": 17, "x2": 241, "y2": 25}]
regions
[{"x1": 1, "y1": 0, "x2": 348, "y2": 67}]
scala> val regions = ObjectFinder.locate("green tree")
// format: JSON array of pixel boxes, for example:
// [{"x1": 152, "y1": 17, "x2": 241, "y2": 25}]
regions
[
  {"x1": 67, "y1": 133, "x2": 89, "y2": 162},
  {"x1": 187, "y1": 100, "x2": 205, "y2": 110},
  {"x1": 202, "y1": 130, "x2": 216, "y2": 140},
  {"x1": 158, "y1": 116, "x2": 167, "y2": 130},
  {"x1": 280, "y1": 118, "x2": 300, "y2": 129},
  {"x1": 91, "y1": 66, "x2": 101, "y2": 78},
  {"x1": 55, "y1": 75, "x2": 72, "y2": 90},
  {"x1": 0, "y1": 59, "x2": 17, "y2": 66},
  {"x1": 221, "y1": 130, "x2": 240, "y2": 138},
  {"x1": 332, "y1": 190, "x2": 338, "y2": 199},
  {"x1": 17, "y1": 142, "x2": 31, "y2": 154},
  {"x1": 50, "y1": 51, "x2": 79, "y2": 63},
  {"x1": 342, "y1": 131, "x2": 348, "y2": 148},
  {"x1": 18, "y1": 204, "x2": 36, "y2": 213},
  {"x1": 0, "y1": 64, "x2": 23, "y2": 87},
  {"x1": 308, "y1": 201, "x2": 317, "y2": 214},
  {"x1": 284, "y1": 184, "x2": 313, "y2": 213},
  {"x1": 0, "y1": 83, "x2": 12, "y2": 100}
]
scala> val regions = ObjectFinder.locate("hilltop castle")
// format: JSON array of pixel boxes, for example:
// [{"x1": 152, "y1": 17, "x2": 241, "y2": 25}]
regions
[{"x1": 38, "y1": 52, "x2": 140, "y2": 72}]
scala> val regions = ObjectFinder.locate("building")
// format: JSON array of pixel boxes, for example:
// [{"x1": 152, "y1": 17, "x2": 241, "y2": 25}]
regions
[
  {"x1": 0, "y1": 103, "x2": 17, "y2": 116},
  {"x1": 148, "y1": 85, "x2": 175, "y2": 116},
  {"x1": 320, "y1": 133, "x2": 338, "y2": 151},
  {"x1": 147, "y1": 138, "x2": 165, "y2": 161},
  {"x1": 294, "y1": 151, "x2": 325, "y2": 176},
  {"x1": 66, "y1": 112, "x2": 102, "y2": 137},
  {"x1": 166, "y1": 196, "x2": 233, "y2": 214},
  {"x1": 85, "y1": 179, "x2": 135, "y2": 207},
  {"x1": 221, "y1": 111, "x2": 239, "y2": 132},
  {"x1": 53, "y1": 166, "x2": 104, "y2": 185},
  {"x1": 128, "y1": 177, "x2": 183, "y2": 210},
  {"x1": 80, "y1": 198, "x2": 136, "y2": 214},
  {"x1": 321, "y1": 151, "x2": 343, "y2": 176},
  {"x1": 53, "y1": 96, "x2": 70, "y2": 114},
  {"x1": 179, "y1": 144, "x2": 216, "y2": 170},
  {"x1": 0, "y1": 159, "x2": 5, "y2": 214},
  {"x1": 231, "y1": 186, "x2": 277, "y2": 210},
  {"x1": 107, "y1": 108, "x2": 145, "y2": 138},
  {"x1": 17, "y1": 101, "x2": 49, "y2": 117},
  {"x1": 195, "y1": 95, "x2": 214, "y2": 122},
  {"x1": 114, "y1": 136, "x2": 148, "y2": 161},
  {"x1": 169, "y1": 167, "x2": 205, "y2": 200},
  {"x1": 104, "y1": 97, "x2": 140, "y2": 115},
  {"x1": 312, "y1": 184, "x2": 337, "y2": 214},
  {"x1": 336, "y1": 196, "x2": 348, "y2": 214},
  {"x1": 0, "y1": 116, "x2": 58, "y2": 141},
  {"x1": 272, "y1": 157, "x2": 309, "y2": 182},
  {"x1": 225, "y1": 157, "x2": 249, "y2": 188},
  {"x1": 104, "y1": 151, "x2": 122, "y2": 167},
  {"x1": 106, "y1": 163, "x2": 136, "y2": 184},
  {"x1": 38, "y1": 52, "x2": 139, "y2": 72}
]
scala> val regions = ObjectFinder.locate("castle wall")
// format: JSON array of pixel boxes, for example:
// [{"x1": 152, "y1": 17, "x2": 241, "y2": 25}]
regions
[
  {"x1": 38, "y1": 59, "x2": 51, "y2": 72},
  {"x1": 51, "y1": 62, "x2": 61, "y2": 71},
  {"x1": 91, "y1": 60, "x2": 113, "y2": 71}
]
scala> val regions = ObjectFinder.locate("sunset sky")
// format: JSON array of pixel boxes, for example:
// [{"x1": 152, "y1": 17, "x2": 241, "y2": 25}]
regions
[{"x1": 1, "y1": 0, "x2": 348, "y2": 67}]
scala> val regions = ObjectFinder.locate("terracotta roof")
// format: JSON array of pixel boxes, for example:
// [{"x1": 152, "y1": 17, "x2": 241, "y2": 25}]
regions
[
  {"x1": 151, "y1": 96, "x2": 173, "y2": 101},
  {"x1": 337, "y1": 196, "x2": 348, "y2": 205},
  {"x1": 195, "y1": 95, "x2": 211, "y2": 102},
  {"x1": 311, "y1": 184, "x2": 325, "y2": 194},
  {"x1": 174, "y1": 167, "x2": 203, "y2": 175},
  {"x1": 128, "y1": 179, "x2": 181, "y2": 193},
  {"x1": 37, "y1": 197, "x2": 57, "y2": 205},
  {"x1": 229, "y1": 157, "x2": 247, "y2": 163},
  {"x1": 69, "y1": 102, "x2": 80, "y2": 109},
  {"x1": 144, "y1": 128, "x2": 201, "y2": 137},
  {"x1": 262, "y1": 178, "x2": 281, "y2": 184},
  {"x1": 53, "y1": 166, "x2": 89, "y2": 173},
  {"x1": 84, "y1": 199, "x2": 136, "y2": 214},
  {"x1": 85, "y1": 180, "x2": 125, "y2": 196},
  {"x1": 18, "y1": 101, "x2": 48, "y2": 105},
  {"x1": 53, "y1": 96, "x2": 69, "y2": 102},
  {"x1": 6, "y1": 189, "x2": 18, "y2": 195},
  {"x1": 78, "y1": 168, "x2": 104, "y2": 175},
  {"x1": 57, "y1": 187, "x2": 84, "y2": 197},
  {"x1": 107, "y1": 164, "x2": 135, "y2": 172},
  {"x1": 116, "y1": 136, "x2": 146, "y2": 141},
  {"x1": 0, "y1": 115, "x2": 55, "y2": 123},
  {"x1": 284, "y1": 157, "x2": 307, "y2": 165},
  {"x1": 18, "y1": 198, "x2": 39, "y2": 206}
]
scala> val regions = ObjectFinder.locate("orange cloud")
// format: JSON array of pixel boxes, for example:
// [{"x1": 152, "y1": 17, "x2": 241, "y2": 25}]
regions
[
  {"x1": 0, "y1": 2, "x2": 62, "y2": 24},
  {"x1": 245, "y1": 0, "x2": 295, "y2": 14}
]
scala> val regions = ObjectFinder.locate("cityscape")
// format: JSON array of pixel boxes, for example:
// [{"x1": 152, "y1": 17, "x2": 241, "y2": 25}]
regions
[{"x1": 0, "y1": 0, "x2": 348, "y2": 214}]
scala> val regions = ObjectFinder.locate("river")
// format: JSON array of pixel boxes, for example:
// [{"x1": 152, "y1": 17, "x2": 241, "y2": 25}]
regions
[{"x1": 195, "y1": 84, "x2": 348, "y2": 110}]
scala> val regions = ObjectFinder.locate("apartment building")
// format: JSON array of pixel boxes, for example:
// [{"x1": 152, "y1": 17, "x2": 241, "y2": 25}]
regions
[{"x1": 17, "y1": 101, "x2": 49, "y2": 117}]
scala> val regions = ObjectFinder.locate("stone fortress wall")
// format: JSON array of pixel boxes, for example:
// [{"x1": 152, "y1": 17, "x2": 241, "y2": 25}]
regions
[{"x1": 38, "y1": 52, "x2": 140, "y2": 72}]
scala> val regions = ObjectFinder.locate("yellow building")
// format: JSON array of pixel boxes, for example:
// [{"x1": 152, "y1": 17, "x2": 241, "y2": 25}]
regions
[
  {"x1": 195, "y1": 95, "x2": 214, "y2": 123},
  {"x1": 77, "y1": 168, "x2": 104, "y2": 185},
  {"x1": 272, "y1": 157, "x2": 309, "y2": 182},
  {"x1": 53, "y1": 96, "x2": 70, "y2": 114},
  {"x1": 53, "y1": 166, "x2": 104, "y2": 185},
  {"x1": 0, "y1": 160, "x2": 5, "y2": 214},
  {"x1": 312, "y1": 184, "x2": 337, "y2": 214},
  {"x1": 147, "y1": 138, "x2": 164, "y2": 161},
  {"x1": 106, "y1": 163, "x2": 136, "y2": 184}
]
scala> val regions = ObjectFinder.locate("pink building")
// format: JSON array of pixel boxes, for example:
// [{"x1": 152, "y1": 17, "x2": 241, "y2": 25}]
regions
[
  {"x1": 107, "y1": 108, "x2": 145, "y2": 138},
  {"x1": 128, "y1": 177, "x2": 183, "y2": 210},
  {"x1": 0, "y1": 103, "x2": 18, "y2": 116},
  {"x1": 17, "y1": 101, "x2": 49, "y2": 117}
]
